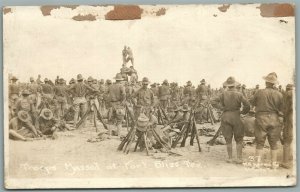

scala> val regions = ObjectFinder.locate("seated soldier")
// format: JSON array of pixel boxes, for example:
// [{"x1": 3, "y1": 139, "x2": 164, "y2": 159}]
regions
[
  {"x1": 9, "y1": 110, "x2": 40, "y2": 141},
  {"x1": 37, "y1": 109, "x2": 72, "y2": 139}
]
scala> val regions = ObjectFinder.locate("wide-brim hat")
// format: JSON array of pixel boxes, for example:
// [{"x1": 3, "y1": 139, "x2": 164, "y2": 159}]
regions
[
  {"x1": 22, "y1": 89, "x2": 30, "y2": 95},
  {"x1": 142, "y1": 77, "x2": 150, "y2": 84},
  {"x1": 87, "y1": 76, "x2": 93, "y2": 82},
  {"x1": 163, "y1": 79, "x2": 168, "y2": 84},
  {"x1": 11, "y1": 76, "x2": 18, "y2": 80},
  {"x1": 200, "y1": 79, "x2": 206, "y2": 83},
  {"x1": 186, "y1": 81, "x2": 192, "y2": 85},
  {"x1": 182, "y1": 104, "x2": 190, "y2": 112},
  {"x1": 114, "y1": 73, "x2": 124, "y2": 81},
  {"x1": 40, "y1": 108, "x2": 53, "y2": 120},
  {"x1": 69, "y1": 78, "x2": 75, "y2": 84},
  {"x1": 17, "y1": 110, "x2": 30, "y2": 122},
  {"x1": 263, "y1": 72, "x2": 279, "y2": 84},
  {"x1": 77, "y1": 74, "x2": 83, "y2": 81},
  {"x1": 223, "y1": 76, "x2": 238, "y2": 87}
]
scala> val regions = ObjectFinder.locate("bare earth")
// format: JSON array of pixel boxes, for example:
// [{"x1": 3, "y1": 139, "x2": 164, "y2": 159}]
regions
[{"x1": 8, "y1": 121, "x2": 294, "y2": 183}]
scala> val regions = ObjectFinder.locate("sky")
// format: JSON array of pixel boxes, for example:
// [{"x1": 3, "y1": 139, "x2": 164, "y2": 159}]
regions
[{"x1": 3, "y1": 4, "x2": 295, "y2": 88}]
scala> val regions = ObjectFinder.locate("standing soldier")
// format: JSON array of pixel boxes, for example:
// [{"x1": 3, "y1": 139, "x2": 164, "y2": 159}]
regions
[
  {"x1": 219, "y1": 77, "x2": 250, "y2": 164},
  {"x1": 126, "y1": 47, "x2": 134, "y2": 66},
  {"x1": 150, "y1": 83, "x2": 159, "y2": 107},
  {"x1": 53, "y1": 78, "x2": 68, "y2": 120},
  {"x1": 158, "y1": 80, "x2": 170, "y2": 110},
  {"x1": 196, "y1": 79, "x2": 209, "y2": 101},
  {"x1": 131, "y1": 77, "x2": 155, "y2": 119},
  {"x1": 15, "y1": 90, "x2": 39, "y2": 137},
  {"x1": 68, "y1": 74, "x2": 99, "y2": 128},
  {"x1": 281, "y1": 84, "x2": 294, "y2": 169},
  {"x1": 122, "y1": 46, "x2": 128, "y2": 65},
  {"x1": 28, "y1": 77, "x2": 41, "y2": 108},
  {"x1": 41, "y1": 78, "x2": 55, "y2": 111},
  {"x1": 9, "y1": 76, "x2": 20, "y2": 118},
  {"x1": 252, "y1": 72, "x2": 283, "y2": 168},
  {"x1": 107, "y1": 73, "x2": 126, "y2": 136},
  {"x1": 183, "y1": 81, "x2": 195, "y2": 106},
  {"x1": 36, "y1": 74, "x2": 42, "y2": 85},
  {"x1": 170, "y1": 82, "x2": 181, "y2": 108}
]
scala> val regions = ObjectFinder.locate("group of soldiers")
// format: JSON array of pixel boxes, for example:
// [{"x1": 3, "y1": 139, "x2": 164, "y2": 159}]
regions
[{"x1": 7, "y1": 48, "x2": 294, "y2": 170}]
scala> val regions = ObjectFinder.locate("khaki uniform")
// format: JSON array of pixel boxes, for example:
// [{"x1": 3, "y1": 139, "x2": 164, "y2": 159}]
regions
[
  {"x1": 107, "y1": 82, "x2": 126, "y2": 125},
  {"x1": 252, "y1": 87, "x2": 283, "y2": 150},
  {"x1": 158, "y1": 84, "x2": 170, "y2": 109},
  {"x1": 68, "y1": 82, "x2": 96, "y2": 127},
  {"x1": 132, "y1": 87, "x2": 154, "y2": 118},
  {"x1": 53, "y1": 85, "x2": 68, "y2": 119},
  {"x1": 219, "y1": 88, "x2": 250, "y2": 143}
]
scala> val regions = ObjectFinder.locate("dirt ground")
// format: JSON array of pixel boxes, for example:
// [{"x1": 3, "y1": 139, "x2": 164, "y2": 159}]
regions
[{"x1": 8, "y1": 121, "x2": 295, "y2": 183}]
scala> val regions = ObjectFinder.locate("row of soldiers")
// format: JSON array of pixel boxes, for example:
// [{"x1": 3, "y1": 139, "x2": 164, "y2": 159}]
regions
[{"x1": 8, "y1": 71, "x2": 294, "y2": 169}]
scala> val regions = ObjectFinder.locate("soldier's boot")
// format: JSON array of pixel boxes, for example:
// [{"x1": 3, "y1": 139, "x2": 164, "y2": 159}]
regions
[
  {"x1": 235, "y1": 143, "x2": 243, "y2": 164},
  {"x1": 281, "y1": 144, "x2": 292, "y2": 169},
  {"x1": 270, "y1": 149, "x2": 279, "y2": 169},
  {"x1": 226, "y1": 143, "x2": 233, "y2": 163},
  {"x1": 255, "y1": 149, "x2": 263, "y2": 168}
]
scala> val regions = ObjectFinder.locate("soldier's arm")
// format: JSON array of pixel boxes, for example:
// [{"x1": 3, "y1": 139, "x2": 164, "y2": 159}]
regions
[
  {"x1": 240, "y1": 94, "x2": 250, "y2": 115},
  {"x1": 84, "y1": 84, "x2": 99, "y2": 93}
]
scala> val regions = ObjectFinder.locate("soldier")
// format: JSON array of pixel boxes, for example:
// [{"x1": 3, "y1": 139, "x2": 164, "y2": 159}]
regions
[
  {"x1": 53, "y1": 78, "x2": 68, "y2": 120},
  {"x1": 196, "y1": 79, "x2": 209, "y2": 101},
  {"x1": 9, "y1": 76, "x2": 20, "y2": 118},
  {"x1": 15, "y1": 90, "x2": 39, "y2": 137},
  {"x1": 41, "y1": 78, "x2": 55, "y2": 111},
  {"x1": 183, "y1": 81, "x2": 195, "y2": 106},
  {"x1": 36, "y1": 74, "x2": 43, "y2": 84},
  {"x1": 281, "y1": 84, "x2": 294, "y2": 169},
  {"x1": 122, "y1": 45, "x2": 128, "y2": 65},
  {"x1": 9, "y1": 110, "x2": 40, "y2": 141},
  {"x1": 129, "y1": 66, "x2": 138, "y2": 84},
  {"x1": 170, "y1": 82, "x2": 181, "y2": 108},
  {"x1": 219, "y1": 77, "x2": 250, "y2": 164},
  {"x1": 28, "y1": 77, "x2": 41, "y2": 108},
  {"x1": 150, "y1": 83, "x2": 159, "y2": 107},
  {"x1": 131, "y1": 77, "x2": 155, "y2": 119},
  {"x1": 107, "y1": 73, "x2": 126, "y2": 136},
  {"x1": 252, "y1": 72, "x2": 283, "y2": 168},
  {"x1": 158, "y1": 80, "x2": 170, "y2": 110},
  {"x1": 68, "y1": 74, "x2": 99, "y2": 128},
  {"x1": 36, "y1": 108, "x2": 59, "y2": 138},
  {"x1": 126, "y1": 46, "x2": 134, "y2": 66}
]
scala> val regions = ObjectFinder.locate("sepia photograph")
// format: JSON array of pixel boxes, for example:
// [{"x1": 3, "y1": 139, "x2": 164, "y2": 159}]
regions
[{"x1": 3, "y1": 3, "x2": 296, "y2": 188}]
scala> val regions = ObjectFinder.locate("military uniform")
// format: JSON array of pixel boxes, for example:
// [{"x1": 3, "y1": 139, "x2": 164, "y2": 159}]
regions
[
  {"x1": 132, "y1": 77, "x2": 154, "y2": 118},
  {"x1": 68, "y1": 74, "x2": 98, "y2": 127},
  {"x1": 252, "y1": 72, "x2": 283, "y2": 167},
  {"x1": 53, "y1": 79, "x2": 68, "y2": 119},
  {"x1": 219, "y1": 77, "x2": 250, "y2": 163},
  {"x1": 107, "y1": 74, "x2": 126, "y2": 136},
  {"x1": 158, "y1": 80, "x2": 170, "y2": 109},
  {"x1": 183, "y1": 82, "x2": 195, "y2": 106},
  {"x1": 9, "y1": 77, "x2": 20, "y2": 114}
]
